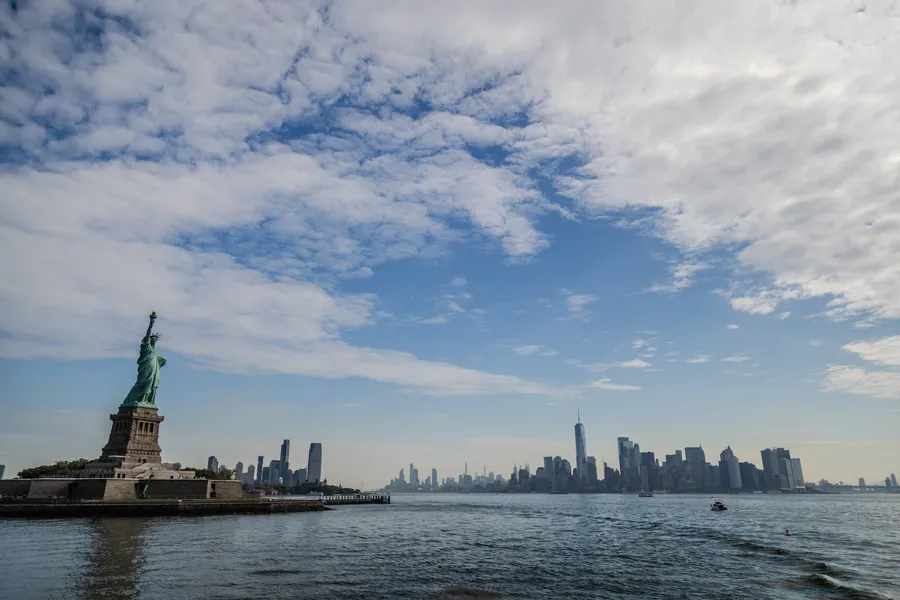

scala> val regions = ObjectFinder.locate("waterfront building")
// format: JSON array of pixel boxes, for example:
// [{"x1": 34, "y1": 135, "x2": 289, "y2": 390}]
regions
[
  {"x1": 293, "y1": 468, "x2": 306, "y2": 485},
  {"x1": 617, "y1": 437, "x2": 641, "y2": 490},
  {"x1": 279, "y1": 439, "x2": 290, "y2": 484},
  {"x1": 235, "y1": 462, "x2": 243, "y2": 480},
  {"x1": 171, "y1": 462, "x2": 182, "y2": 471},
  {"x1": 268, "y1": 460, "x2": 280, "y2": 485},
  {"x1": 432, "y1": 468, "x2": 438, "y2": 490},
  {"x1": 207, "y1": 456, "x2": 218, "y2": 472},
  {"x1": 791, "y1": 458, "x2": 805, "y2": 487},
  {"x1": 719, "y1": 447, "x2": 742, "y2": 490},
  {"x1": 761, "y1": 448, "x2": 793, "y2": 490},
  {"x1": 307, "y1": 443, "x2": 323, "y2": 483},
  {"x1": 859, "y1": 478, "x2": 866, "y2": 487},
  {"x1": 256, "y1": 456, "x2": 264, "y2": 484},
  {"x1": 261, "y1": 466, "x2": 270, "y2": 485},
  {"x1": 574, "y1": 412, "x2": 588, "y2": 481},
  {"x1": 739, "y1": 462, "x2": 760, "y2": 491},
  {"x1": 246, "y1": 465, "x2": 255, "y2": 485},
  {"x1": 543, "y1": 456, "x2": 553, "y2": 480},
  {"x1": 0, "y1": 464, "x2": 5, "y2": 480}
]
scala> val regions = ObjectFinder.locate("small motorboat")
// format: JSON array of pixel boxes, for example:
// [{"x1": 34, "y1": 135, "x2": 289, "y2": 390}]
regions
[
  {"x1": 710, "y1": 497, "x2": 728, "y2": 512},
  {"x1": 638, "y1": 490, "x2": 654, "y2": 497}
]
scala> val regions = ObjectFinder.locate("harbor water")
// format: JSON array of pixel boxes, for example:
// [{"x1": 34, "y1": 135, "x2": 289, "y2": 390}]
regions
[{"x1": 1, "y1": 493, "x2": 898, "y2": 599}]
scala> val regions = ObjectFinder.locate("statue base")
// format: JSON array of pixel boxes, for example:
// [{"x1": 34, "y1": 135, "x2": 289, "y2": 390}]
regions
[{"x1": 63, "y1": 404, "x2": 194, "y2": 480}]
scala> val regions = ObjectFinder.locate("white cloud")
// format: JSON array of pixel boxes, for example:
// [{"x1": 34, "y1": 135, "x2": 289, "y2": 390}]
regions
[
  {"x1": 822, "y1": 366, "x2": 900, "y2": 400},
  {"x1": 560, "y1": 289, "x2": 598, "y2": 318},
  {"x1": 722, "y1": 354, "x2": 751, "y2": 363},
  {"x1": 632, "y1": 338, "x2": 647, "y2": 349},
  {"x1": 513, "y1": 345, "x2": 541, "y2": 356},
  {"x1": 588, "y1": 378, "x2": 641, "y2": 392},
  {"x1": 777, "y1": 312, "x2": 792, "y2": 320},
  {"x1": 450, "y1": 276, "x2": 468, "y2": 287},
  {"x1": 809, "y1": 339, "x2": 823, "y2": 347},
  {"x1": 685, "y1": 355, "x2": 712, "y2": 364},
  {"x1": 617, "y1": 358, "x2": 652, "y2": 369},
  {"x1": 418, "y1": 315, "x2": 448, "y2": 325},
  {"x1": 731, "y1": 297, "x2": 778, "y2": 315},
  {"x1": 727, "y1": 324, "x2": 741, "y2": 330},
  {"x1": 649, "y1": 259, "x2": 710, "y2": 293},
  {"x1": 842, "y1": 335, "x2": 900, "y2": 367}
]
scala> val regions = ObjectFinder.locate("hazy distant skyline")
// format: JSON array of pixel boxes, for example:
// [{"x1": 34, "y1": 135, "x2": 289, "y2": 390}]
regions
[{"x1": 1, "y1": 1, "x2": 898, "y2": 488}]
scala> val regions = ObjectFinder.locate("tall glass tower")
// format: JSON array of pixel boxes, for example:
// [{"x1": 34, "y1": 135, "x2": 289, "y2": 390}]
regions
[
  {"x1": 574, "y1": 410, "x2": 588, "y2": 480},
  {"x1": 307, "y1": 442, "x2": 323, "y2": 483},
  {"x1": 279, "y1": 439, "x2": 290, "y2": 483}
]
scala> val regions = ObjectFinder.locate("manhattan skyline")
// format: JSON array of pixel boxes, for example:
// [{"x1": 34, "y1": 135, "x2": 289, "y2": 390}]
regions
[{"x1": 1, "y1": 2, "x2": 899, "y2": 489}]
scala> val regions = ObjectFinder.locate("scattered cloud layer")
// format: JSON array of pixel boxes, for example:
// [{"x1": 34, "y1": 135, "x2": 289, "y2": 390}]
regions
[{"x1": 3, "y1": 0, "x2": 900, "y2": 401}]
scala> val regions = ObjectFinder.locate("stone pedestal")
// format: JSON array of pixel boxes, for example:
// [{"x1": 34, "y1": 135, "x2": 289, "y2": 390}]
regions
[
  {"x1": 73, "y1": 405, "x2": 190, "y2": 481},
  {"x1": 101, "y1": 404, "x2": 164, "y2": 464}
]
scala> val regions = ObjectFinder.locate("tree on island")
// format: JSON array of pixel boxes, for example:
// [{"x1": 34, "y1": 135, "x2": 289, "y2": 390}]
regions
[
  {"x1": 17, "y1": 459, "x2": 90, "y2": 479},
  {"x1": 185, "y1": 466, "x2": 235, "y2": 480}
]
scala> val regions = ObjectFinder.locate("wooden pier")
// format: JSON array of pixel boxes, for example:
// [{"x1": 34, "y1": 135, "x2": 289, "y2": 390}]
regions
[{"x1": 289, "y1": 494, "x2": 391, "y2": 506}]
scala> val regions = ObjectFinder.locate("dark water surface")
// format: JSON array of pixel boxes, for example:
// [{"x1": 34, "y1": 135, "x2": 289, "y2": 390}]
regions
[{"x1": 1, "y1": 494, "x2": 898, "y2": 600}]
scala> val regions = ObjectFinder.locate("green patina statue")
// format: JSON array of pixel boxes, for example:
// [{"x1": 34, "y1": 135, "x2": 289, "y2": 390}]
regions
[{"x1": 122, "y1": 312, "x2": 167, "y2": 407}]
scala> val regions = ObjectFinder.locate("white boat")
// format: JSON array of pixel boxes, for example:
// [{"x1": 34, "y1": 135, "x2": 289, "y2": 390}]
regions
[{"x1": 710, "y1": 497, "x2": 728, "y2": 511}]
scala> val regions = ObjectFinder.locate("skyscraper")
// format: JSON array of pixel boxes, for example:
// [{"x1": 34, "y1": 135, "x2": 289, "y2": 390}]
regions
[
  {"x1": 719, "y1": 447, "x2": 742, "y2": 490},
  {"x1": 256, "y1": 455, "x2": 264, "y2": 485},
  {"x1": 790, "y1": 458, "x2": 804, "y2": 487},
  {"x1": 307, "y1": 443, "x2": 323, "y2": 483},
  {"x1": 543, "y1": 456, "x2": 553, "y2": 480},
  {"x1": 859, "y1": 478, "x2": 866, "y2": 487},
  {"x1": 574, "y1": 411, "x2": 588, "y2": 480},
  {"x1": 432, "y1": 468, "x2": 438, "y2": 490},
  {"x1": 279, "y1": 439, "x2": 290, "y2": 483},
  {"x1": 235, "y1": 461, "x2": 244, "y2": 481},
  {"x1": 892, "y1": 473, "x2": 897, "y2": 487},
  {"x1": 207, "y1": 456, "x2": 218, "y2": 472},
  {"x1": 269, "y1": 460, "x2": 280, "y2": 485},
  {"x1": 246, "y1": 465, "x2": 255, "y2": 485},
  {"x1": 0, "y1": 464, "x2": 5, "y2": 480}
]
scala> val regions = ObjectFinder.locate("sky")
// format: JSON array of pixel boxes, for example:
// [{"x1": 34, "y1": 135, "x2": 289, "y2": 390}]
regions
[{"x1": 1, "y1": 0, "x2": 899, "y2": 490}]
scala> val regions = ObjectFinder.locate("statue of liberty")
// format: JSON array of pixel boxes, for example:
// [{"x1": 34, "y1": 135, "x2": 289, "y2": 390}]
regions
[{"x1": 123, "y1": 312, "x2": 167, "y2": 406}]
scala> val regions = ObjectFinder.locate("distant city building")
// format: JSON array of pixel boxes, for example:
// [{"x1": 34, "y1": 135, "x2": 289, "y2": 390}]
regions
[
  {"x1": 235, "y1": 462, "x2": 244, "y2": 480},
  {"x1": 790, "y1": 458, "x2": 804, "y2": 487},
  {"x1": 398, "y1": 468, "x2": 405, "y2": 485},
  {"x1": 586, "y1": 456, "x2": 599, "y2": 486},
  {"x1": 280, "y1": 439, "x2": 291, "y2": 484},
  {"x1": 574, "y1": 412, "x2": 588, "y2": 481},
  {"x1": 307, "y1": 443, "x2": 323, "y2": 483},
  {"x1": 761, "y1": 448, "x2": 793, "y2": 490},
  {"x1": 294, "y1": 468, "x2": 306, "y2": 485},
  {"x1": 892, "y1": 473, "x2": 897, "y2": 488},
  {"x1": 684, "y1": 446, "x2": 706, "y2": 464},
  {"x1": 207, "y1": 456, "x2": 218, "y2": 472},
  {"x1": 171, "y1": 462, "x2": 182, "y2": 471},
  {"x1": 719, "y1": 447, "x2": 742, "y2": 490},
  {"x1": 859, "y1": 478, "x2": 866, "y2": 487},
  {"x1": 256, "y1": 456, "x2": 264, "y2": 485},
  {"x1": 268, "y1": 460, "x2": 280, "y2": 485},
  {"x1": 543, "y1": 456, "x2": 553, "y2": 480},
  {"x1": 0, "y1": 464, "x2": 5, "y2": 480},
  {"x1": 739, "y1": 461, "x2": 760, "y2": 491},
  {"x1": 261, "y1": 466, "x2": 270, "y2": 484},
  {"x1": 617, "y1": 437, "x2": 641, "y2": 490},
  {"x1": 246, "y1": 465, "x2": 255, "y2": 485},
  {"x1": 432, "y1": 468, "x2": 438, "y2": 490}
]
